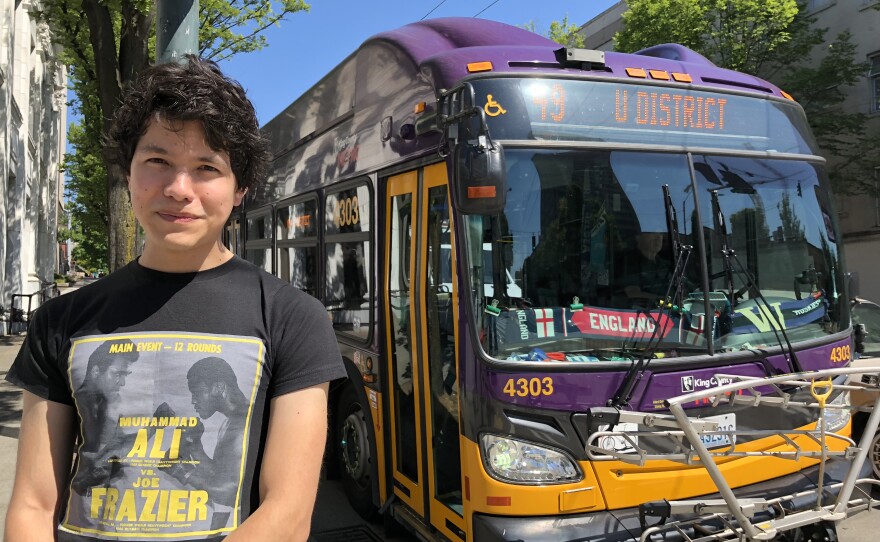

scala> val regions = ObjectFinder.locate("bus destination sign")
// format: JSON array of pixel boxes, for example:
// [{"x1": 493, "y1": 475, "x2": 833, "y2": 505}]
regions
[{"x1": 470, "y1": 78, "x2": 816, "y2": 154}]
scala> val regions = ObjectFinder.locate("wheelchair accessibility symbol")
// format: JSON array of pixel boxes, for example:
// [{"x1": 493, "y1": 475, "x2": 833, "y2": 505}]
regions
[{"x1": 484, "y1": 94, "x2": 507, "y2": 117}]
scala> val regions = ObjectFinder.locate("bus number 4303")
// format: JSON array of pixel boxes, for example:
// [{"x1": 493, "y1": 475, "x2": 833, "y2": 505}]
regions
[{"x1": 503, "y1": 377, "x2": 554, "y2": 398}]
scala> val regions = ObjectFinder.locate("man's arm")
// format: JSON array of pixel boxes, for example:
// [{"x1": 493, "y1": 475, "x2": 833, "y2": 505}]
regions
[
  {"x1": 5, "y1": 391, "x2": 75, "y2": 542},
  {"x1": 226, "y1": 383, "x2": 330, "y2": 541}
]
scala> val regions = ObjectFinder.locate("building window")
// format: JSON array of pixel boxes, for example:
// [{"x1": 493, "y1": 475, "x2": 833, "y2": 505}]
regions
[
  {"x1": 870, "y1": 54, "x2": 880, "y2": 113},
  {"x1": 875, "y1": 167, "x2": 880, "y2": 227},
  {"x1": 805, "y1": 0, "x2": 835, "y2": 12}
]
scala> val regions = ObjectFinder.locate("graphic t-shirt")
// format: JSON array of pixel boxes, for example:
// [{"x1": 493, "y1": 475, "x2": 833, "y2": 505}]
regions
[{"x1": 7, "y1": 256, "x2": 346, "y2": 541}]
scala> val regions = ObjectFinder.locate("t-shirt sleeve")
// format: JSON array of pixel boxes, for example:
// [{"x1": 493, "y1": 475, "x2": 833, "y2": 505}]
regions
[
  {"x1": 267, "y1": 286, "x2": 347, "y2": 398},
  {"x1": 5, "y1": 302, "x2": 73, "y2": 405}
]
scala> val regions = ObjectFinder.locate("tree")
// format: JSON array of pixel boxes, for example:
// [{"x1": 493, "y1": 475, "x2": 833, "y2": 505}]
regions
[
  {"x1": 522, "y1": 15, "x2": 586, "y2": 48},
  {"x1": 614, "y1": 0, "x2": 880, "y2": 195},
  {"x1": 40, "y1": 1, "x2": 310, "y2": 271}
]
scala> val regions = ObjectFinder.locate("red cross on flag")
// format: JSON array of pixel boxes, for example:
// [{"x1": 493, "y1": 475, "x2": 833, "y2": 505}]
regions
[{"x1": 535, "y1": 308, "x2": 555, "y2": 337}]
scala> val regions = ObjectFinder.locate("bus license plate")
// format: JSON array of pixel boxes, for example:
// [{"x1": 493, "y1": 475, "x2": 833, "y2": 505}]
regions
[{"x1": 700, "y1": 413, "x2": 736, "y2": 449}]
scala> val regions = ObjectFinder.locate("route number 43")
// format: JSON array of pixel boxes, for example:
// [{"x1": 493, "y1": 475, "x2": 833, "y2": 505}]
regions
[{"x1": 503, "y1": 377, "x2": 554, "y2": 398}]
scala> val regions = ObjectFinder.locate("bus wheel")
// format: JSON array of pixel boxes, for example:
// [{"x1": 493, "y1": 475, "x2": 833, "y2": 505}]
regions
[
  {"x1": 793, "y1": 521, "x2": 838, "y2": 541},
  {"x1": 336, "y1": 385, "x2": 377, "y2": 519}
]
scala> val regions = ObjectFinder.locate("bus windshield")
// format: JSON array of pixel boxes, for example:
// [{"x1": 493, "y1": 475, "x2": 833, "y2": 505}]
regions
[{"x1": 466, "y1": 149, "x2": 845, "y2": 360}]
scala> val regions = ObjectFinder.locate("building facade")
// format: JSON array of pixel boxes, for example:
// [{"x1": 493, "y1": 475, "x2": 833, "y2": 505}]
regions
[
  {"x1": 1, "y1": 0, "x2": 68, "y2": 331},
  {"x1": 580, "y1": 0, "x2": 880, "y2": 301}
]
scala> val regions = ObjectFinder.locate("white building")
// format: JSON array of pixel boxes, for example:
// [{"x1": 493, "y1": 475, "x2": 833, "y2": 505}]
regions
[
  {"x1": 1, "y1": 0, "x2": 68, "y2": 331},
  {"x1": 580, "y1": 0, "x2": 880, "y2": 301}
]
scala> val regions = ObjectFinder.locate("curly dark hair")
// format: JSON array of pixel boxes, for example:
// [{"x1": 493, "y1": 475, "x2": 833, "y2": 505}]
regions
[{"x1": 107, "y1": 55, "x2": 270, "y2": 193}]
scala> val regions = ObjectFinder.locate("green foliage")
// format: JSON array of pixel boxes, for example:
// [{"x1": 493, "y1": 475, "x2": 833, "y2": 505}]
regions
[
  {"x1": 200, "y1": 0, "x2": 309, "y2": 61},
  {"x1": 548, "y1": 16, "x2": 585, "y2": 49},
  {"x1": 521, "y1": 15, "x2": 585, "y2": 48},
  {"x1": 616, "y1": 0, "x2": 799, "y2": 74},
  {"x1": 615, "y1": 0, "x2": 710, "y2": 54},
  {"x1": 614, "y1": 0, "x2": 880, "y2": 196}
]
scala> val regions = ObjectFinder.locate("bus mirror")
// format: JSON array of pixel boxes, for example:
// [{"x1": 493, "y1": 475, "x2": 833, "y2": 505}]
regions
[{"x1": 452, "y1": 138, "x2": 506, "y2": 215}]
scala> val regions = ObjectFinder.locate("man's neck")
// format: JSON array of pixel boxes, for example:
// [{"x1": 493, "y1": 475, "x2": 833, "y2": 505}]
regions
[{"x1": 139, "y1": 244, "x2": 234, "y2": 273}]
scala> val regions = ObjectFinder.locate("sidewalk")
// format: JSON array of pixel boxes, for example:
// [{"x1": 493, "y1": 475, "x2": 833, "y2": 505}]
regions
[
  {"x1": 0, "y1": 333, "x2": 25, "y2": 541},
  {"x1": 0, "y1": 281, "x2": 84, "y2": 539}
]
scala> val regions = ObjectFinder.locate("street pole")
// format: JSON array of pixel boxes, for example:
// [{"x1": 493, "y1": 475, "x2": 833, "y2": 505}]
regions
[{"x1": 156, "y1": 0, "x2": 199, "y2": 64}]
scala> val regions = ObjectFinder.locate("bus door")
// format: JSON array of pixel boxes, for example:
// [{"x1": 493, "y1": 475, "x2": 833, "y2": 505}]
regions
[{"x1": 385, "y1": 163, "x2": 465, "y2": 540}]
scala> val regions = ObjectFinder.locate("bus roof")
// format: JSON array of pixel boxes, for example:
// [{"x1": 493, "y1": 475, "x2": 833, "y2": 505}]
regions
[
  {"x1": 263, "y1": 18, "x2": 786, "y2": 153},
  {"x1": 256, "y1": 18, "x2": 789, "y2": 203},
  {"x1": 369, "y1": 17, "x2": 781, "y2": 96}
]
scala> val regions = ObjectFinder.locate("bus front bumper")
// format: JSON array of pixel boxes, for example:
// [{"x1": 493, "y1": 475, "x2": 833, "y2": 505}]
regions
[{"x1": 471, "y1": 459, "x2": 874, "y2": 542}]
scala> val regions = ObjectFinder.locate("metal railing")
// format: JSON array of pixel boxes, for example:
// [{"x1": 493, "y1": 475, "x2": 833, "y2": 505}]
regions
[
  {"x1": 584, "y1": 367, "x2": 880, "y2": 541},
  {"x1": 2, "y1": 281, "x2": 61, "y2": 332}
]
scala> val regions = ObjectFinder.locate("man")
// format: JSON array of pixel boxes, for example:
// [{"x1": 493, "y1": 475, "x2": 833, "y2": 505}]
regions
[
  {"x1": 70, "y1": 339, "x2": 139, "y2": 495},
  {"x1": 622, "y1": 232, "x2": 673, "y2": 302},
  {"x1": 5, "y1": 57, "x2": 346, "y2": 541},
  {"x1": 162, "y1": 357, "x2": 252, "y2": 530}
]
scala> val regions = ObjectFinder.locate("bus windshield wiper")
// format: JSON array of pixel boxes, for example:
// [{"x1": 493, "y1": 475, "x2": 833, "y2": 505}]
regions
[
  {"x1": 710, "y1": 193, "x2": 803, "y2": 374},
  {"x1": 610, "y1": 185, "x2": 692, "y2": 408}
]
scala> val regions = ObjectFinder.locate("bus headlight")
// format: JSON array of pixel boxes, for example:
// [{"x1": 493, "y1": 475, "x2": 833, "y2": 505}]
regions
[
  {"x1": 822, "y1": 391, "x2": 851, "y2": 434},
  {"x1": 480, "y1": 434, "x2": 582, "y2": 484}
]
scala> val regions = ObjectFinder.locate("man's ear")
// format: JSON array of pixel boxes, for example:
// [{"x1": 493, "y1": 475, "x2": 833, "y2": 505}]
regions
[
  {"x1": 233, "y1": 187, "x2": 247, "y2": 207},
  {"x1": 212, "y1": 381, "x2": 227, "y2": 397}
]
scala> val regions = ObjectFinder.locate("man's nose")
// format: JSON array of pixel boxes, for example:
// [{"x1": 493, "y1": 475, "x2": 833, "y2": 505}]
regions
[{"x1": 164, "y1": 169, "x2": 196, "y2": 200}]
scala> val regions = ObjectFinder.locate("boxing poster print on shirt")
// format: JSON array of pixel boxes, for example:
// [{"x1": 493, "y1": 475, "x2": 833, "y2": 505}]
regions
[{"x1": 61, "y1": 332, "x2": 264, "y2": 540}]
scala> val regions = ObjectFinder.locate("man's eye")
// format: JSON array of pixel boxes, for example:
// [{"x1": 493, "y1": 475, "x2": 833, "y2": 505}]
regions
[
  {"x1": 146, "y1": 157, "x2": 168, "y2": 165},
  {"x1": 199, "y1": 165, "x2": 220, "y2": 172}
]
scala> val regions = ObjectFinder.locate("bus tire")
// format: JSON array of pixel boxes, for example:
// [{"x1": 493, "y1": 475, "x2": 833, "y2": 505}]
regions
[{"x1": 335, "y1": 384, "x2": 378, "y2": 520}]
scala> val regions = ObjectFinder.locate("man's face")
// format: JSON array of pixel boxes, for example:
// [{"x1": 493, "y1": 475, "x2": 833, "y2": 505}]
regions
[
  {"x1": 636, "y1": 233, "x2": 664, "y2": 261},
  {"x1": 189, "y1": 381, "x2": 219, "y2": 419},
  {"x1": 128, "y1": 118, "x2": 245, "y2": 271},
  {"x1": 97, "y1": 365, "x2": 132, "y2": 395}
]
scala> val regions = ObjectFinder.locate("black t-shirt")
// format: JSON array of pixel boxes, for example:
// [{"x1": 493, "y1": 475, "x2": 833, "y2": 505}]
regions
[{"x1": 7, "y1": 256, "x2": 346, "y2": 541}]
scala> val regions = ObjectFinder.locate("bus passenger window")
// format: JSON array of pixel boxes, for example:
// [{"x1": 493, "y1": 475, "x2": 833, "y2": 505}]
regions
[
  {"x1": 277, "y1": 197, "x2": 319, "y2": 298},
  {"x1": 325, "y1": 184, "x2": 372, "y2": 340},
  {"x1": 245, "y1": 209, "x2": 273, "y2": 274}
]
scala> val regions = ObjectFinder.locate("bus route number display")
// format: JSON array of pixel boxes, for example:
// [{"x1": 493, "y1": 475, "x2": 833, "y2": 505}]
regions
[
  {"x1": 472, "y1": 78, "x2": 815, "y2": 154},
  {"x1": 525, "y1": 81, "x2": 727, "y2": 132}
]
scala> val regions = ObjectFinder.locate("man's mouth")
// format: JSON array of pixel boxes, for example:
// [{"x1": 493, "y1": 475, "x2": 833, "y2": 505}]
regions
[{"x1": 157, "y1": 212, "x2": 199, "y2": 223}]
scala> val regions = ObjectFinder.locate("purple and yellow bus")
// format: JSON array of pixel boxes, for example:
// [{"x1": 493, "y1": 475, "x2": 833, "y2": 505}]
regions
[{"x1": 228, "y1": 18, "x2": 879, "y2": 542}]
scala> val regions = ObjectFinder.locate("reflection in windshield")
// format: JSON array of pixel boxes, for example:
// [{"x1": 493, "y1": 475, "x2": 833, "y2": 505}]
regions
[{"x1": 467, "y1": 149, "x2": 845, "y2": 360}]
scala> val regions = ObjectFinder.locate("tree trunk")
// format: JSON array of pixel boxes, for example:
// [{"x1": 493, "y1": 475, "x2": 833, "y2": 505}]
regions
[
  {"x1": 108, "y1": 164, "x2": 137, "y2": 269},
  {"x1": 82, "y1": 0, "x2": 153, "y2": 271}
]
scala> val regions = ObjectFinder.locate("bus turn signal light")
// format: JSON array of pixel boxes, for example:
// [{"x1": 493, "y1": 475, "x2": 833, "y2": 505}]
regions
[
  {"x1": 468, "y1": 186, "x2": 497, "y2": 199},
  {"x1": 414, "y1": 101, "x2": 426, "y2": 114},
  {"x1": 671, "y1": 72, "x2": 692, "y2": 83},
  {"x1": 625, "y1": 67, "x2": 647, "y2": 78},
  {"x1": 467, "y1": 61, "x2": 493, "y2": 73},
  {"x1": 781, "y1": 90, "x2": 795, "y2": 101}
]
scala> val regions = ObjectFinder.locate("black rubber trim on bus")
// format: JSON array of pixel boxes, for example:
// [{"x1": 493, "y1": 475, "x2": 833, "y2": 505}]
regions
[{"x1": 310, "y1": 526, "x2": 383, "y2": 542}]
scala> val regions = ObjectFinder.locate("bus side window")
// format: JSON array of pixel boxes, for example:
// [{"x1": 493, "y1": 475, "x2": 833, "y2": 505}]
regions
[
  {"x1": 245, "y1": 208, "x2": 273, "y2": 274},
  {"x1": 325, "y1": 182, "x2": 372, "y2": 340},
  {"x1": 276, "y1": 197, "x2": 319, "y2": 298}
]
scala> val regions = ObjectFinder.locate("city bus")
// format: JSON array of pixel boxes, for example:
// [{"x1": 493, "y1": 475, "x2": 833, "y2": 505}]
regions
[{"x1": 227, "y1": 17, "x2": 880, "y2": 542}]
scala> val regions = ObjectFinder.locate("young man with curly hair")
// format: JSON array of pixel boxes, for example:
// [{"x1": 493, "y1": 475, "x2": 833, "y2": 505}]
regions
[{"x1": 4, "y1": 57, "x2": 345, "y2": 541}]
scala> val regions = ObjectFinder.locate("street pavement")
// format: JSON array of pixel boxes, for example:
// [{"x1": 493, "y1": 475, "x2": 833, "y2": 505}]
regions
[{"x1": 0, "y1": 284, "x2": 877, "y2": 540}]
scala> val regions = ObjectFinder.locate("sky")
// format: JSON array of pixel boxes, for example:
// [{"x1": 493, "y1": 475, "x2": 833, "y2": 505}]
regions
[{"x1": 220, "y1": 0, "x2": 620, "y2": 125}]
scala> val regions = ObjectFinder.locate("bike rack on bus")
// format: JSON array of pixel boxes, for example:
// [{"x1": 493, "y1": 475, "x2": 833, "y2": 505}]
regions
[{"x1": 583, "y1": 367, "x2": 880, "y2": 541}]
